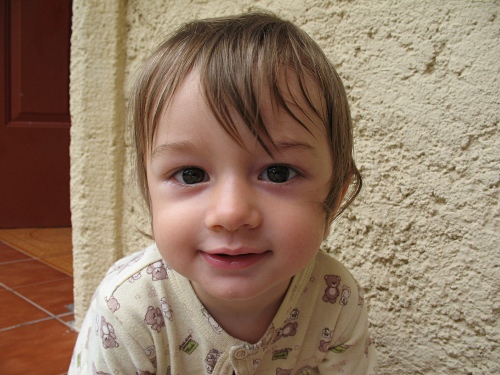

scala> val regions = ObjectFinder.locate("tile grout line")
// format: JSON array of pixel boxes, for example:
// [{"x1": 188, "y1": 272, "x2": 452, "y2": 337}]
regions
[
  {"x1": 0, "y1": 281, "x2": 76, "y2": 331},
  {"x1": 0, "y1": 239, "x2": 73, "y2": 276},
  {"x1": 0, "y1": 257, "x2": 34, "y2": 266},
  {"x1": 0, "y1": 315, "x2": 55, "y2": 333},
  {"x1": 56, "y1": 316, "x2": 76, "y2": 330},
  {"x1": 0, "y1": 239, "x2": 40, "y2": 259},
  {"x1": 0, "y1": 239, "x2": 71, "y2": 258},
  {"x1": 2, "y1": 274, "x2": 73, "y2": 289}
]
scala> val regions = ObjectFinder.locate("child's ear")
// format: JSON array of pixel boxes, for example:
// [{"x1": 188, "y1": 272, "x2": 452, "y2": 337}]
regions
[{"x1": 323, "y1": 178, "x2": 352, "y2": 239}]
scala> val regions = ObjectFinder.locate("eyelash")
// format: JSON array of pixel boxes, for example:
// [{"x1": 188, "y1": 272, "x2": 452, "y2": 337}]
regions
[
  {"x1": 168, "y1": 164, "x2": 301, "y2": 185},
  {"x1": 170, "y1": 167, "x2": 208, "y2": 185}
]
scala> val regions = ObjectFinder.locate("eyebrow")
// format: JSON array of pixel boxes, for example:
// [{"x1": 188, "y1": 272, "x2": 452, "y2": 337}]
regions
[
  {"x1": 273, "y1": 140, "x2": 319, "y2": 158},
  {"x1": 151, "y1": 141, "x2": 199, "y2": 158},
  {"x1": 274, "y1": 140, "x2": 315, "y2": 151},
  {"x1": 151, "y1": 139, "x2": 319, "y2": 159}
]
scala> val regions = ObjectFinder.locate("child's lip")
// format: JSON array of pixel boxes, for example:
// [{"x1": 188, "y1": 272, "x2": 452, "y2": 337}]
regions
[
  {"x1": 203, "y1": 247, "x2": 265, "y2": 256},
  {"x1": 200, "y1": 248, "x2": 269, "y2": 270}
]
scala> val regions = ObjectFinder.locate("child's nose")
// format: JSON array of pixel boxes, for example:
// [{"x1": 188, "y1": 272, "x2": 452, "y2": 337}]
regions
[{"x1": 204, "y1": 177, "x2": 261, "y2": 232}]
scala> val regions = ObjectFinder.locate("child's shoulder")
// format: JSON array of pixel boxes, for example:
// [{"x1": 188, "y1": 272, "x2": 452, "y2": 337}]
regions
[
  {"x1": 97, "y1": 244, "x2": 165, "y2": 295},
  {"x1": 313, "y1": 251, "x2": 365, "y2": 306},
  {"x1": 315, "y1": 251, "x2": 358, "y2": 284}
]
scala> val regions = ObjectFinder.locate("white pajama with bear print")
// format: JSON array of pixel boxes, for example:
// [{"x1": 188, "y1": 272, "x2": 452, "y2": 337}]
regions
[{"x1": 68, "y1": 244, "x2": 377, "y2": 375}]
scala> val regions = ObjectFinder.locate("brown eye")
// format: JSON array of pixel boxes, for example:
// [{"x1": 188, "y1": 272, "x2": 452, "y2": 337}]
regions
[{"x1": 180, "y1": 168, "x2": 206, "y2": 184}]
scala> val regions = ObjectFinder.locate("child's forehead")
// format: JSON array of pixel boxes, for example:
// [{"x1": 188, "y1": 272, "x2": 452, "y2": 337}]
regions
[
  {"x1": 152, "y1": 67, "x2": 328, "y2": 155},
  {"x1": 170, "y1": 65, "x2": 325, "y2": 132}
]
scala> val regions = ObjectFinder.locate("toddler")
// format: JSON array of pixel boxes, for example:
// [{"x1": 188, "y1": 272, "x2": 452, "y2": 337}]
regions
[{"x1": 69, "y1": 12, "x2": 377, "y2": 375}]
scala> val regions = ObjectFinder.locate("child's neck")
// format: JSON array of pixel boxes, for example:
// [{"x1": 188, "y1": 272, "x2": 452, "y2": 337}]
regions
[{"x1": 192, "y1": 279, "x2": 291, "y2": 344}]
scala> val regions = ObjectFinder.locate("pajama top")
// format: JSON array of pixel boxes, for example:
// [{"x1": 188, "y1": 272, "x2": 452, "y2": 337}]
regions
[{"x1": 68, "y1": 244, "x2": 377, "y2": 375}]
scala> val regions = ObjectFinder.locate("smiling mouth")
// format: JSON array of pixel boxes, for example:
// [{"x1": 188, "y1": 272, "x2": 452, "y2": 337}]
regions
[{"x1": 200, "y1": 251, "x2": 269, "y2": 270}]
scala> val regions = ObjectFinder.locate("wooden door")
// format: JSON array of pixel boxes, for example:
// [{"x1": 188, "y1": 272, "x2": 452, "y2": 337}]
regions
[{"x1": 0, "y1": 0, "x2": 72, "y2": 228}]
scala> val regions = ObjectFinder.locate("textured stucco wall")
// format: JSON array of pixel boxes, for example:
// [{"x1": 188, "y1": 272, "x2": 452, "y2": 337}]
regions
[
  {"x1": 70, "y1": 0, "x2": 127, "y2": 328},
  {"x1": 70, "y1": 1, "x2": 499, "y2": 374}
]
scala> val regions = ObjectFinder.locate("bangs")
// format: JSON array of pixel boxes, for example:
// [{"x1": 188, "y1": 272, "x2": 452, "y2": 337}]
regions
[
  {"x1": 196, "y1": 16, "x2": 329, "y2": 155},
  {"x1": 138, "y1": 12, "x2": 333, "y2": 157}
]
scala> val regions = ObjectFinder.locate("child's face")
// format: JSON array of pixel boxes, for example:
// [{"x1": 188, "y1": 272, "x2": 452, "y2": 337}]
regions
[{"x1": 146, "y1": 70, "x2": 333, "y2": 306}]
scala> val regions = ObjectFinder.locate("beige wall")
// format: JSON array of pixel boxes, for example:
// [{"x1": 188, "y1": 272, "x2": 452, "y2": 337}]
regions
[{"x1": 70, "y1": 1, "x2": 500, "y2": 373}]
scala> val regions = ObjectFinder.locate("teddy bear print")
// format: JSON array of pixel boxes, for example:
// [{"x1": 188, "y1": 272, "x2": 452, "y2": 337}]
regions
[
  {"x1": 204, "y1": 349, "x2": 221, "y2": 373},
  {"x1": 161, "y1": 297, "x2": 173, "y2": 321},
  {"x1": 295, "y1": 365, "x2": 314, "y2": 375},
  {"x1": 273, "y1": 321, "x2": 298, "y2": 342},
  {"x1": 322, "y1": 275, "x2": 341, "y2": 304},
  {"x1": 330, "y1": 360, "x2": 347, "y2": 372},
  {"x1": 100, "y1": 316, "x2": 119, "y2": 349},
  {"x1": 260, "y1": 323, "x2": 276, "y2": 347},
  {"x1": 318, "y1": 327, "x2": 333, "y2": 353},
  {"x1": 287, "y1": 308, "x2": 299, "y2": 321},
  {"x1": 105, "y1": 295, "x2": 120, "y2": 313},
  {"x1": 253, "y1": 359, "x2": 261, "y2": 369},
  {"x1": 339, "y1": 285, "x2": 351, "y2": 306},
  {"x1": 276, "y1": 368, "x2": 292, "y2": 375},
  {"x1": 105, "y1": 251, "x2": 145, "y2": 278},
  {"x1": 145, "y1": 345, "x2": 157, "y2": 368},
  {"x1": 201, "y1": 308, "x2": 222, "y2": 334},
  {"x1": 147, "y1": 260, "x2": 168, "y2": 281},
  {"x1": 129, "y1": 271, "x2": 142, "y2": 283},
  {"x1": 127, "y1": 251, "x2": 145, "y2": 267},
  {"x1": 144, "y1": 306, "x2": 165, "y2": 333},
  {"x1": 92, "y1": 363, "x2": 111, "y2": 375},
  {"x1": 105, "y1": 262, "x2": 127, "y2": 277}
]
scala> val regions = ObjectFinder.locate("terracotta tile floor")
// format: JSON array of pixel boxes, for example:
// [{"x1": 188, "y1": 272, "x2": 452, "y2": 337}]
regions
[{"x1": 0, "y1": 228, "x2": 76, "y2": 375}]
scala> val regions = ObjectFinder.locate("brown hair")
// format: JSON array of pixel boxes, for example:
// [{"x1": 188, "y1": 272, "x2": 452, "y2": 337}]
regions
[{"x1": 131, "y1": 11, "x2": 361, "y2": 224}]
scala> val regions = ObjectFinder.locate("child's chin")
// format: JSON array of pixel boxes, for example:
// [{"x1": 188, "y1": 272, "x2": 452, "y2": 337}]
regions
[
  {"x1": 207, "y1": 285, "x2": 264, "y2": 302},
  {"x1": 197, "y1": 277, "x2": 290, "y2": 304}
]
